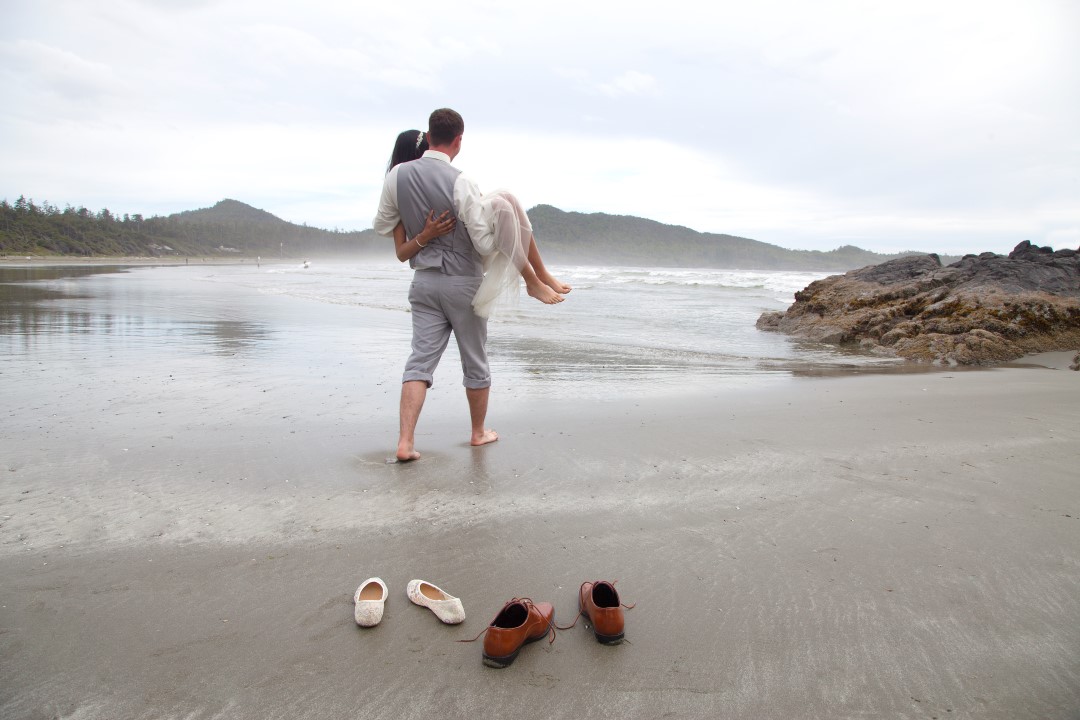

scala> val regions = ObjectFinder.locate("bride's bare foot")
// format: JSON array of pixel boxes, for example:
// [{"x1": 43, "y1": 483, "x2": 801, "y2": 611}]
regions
[
  {"x1": 471, "y1": 428, "x2": 499, "y2": 446},
  {"x1": 526, "y1": 279, "x2": 564, "y2": 305},
  {"x1": 539, "y1": 271, "x2": 571, "y2": 294}
]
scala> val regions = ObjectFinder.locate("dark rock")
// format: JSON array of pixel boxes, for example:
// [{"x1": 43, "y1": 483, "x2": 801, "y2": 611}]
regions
[{"x1": 757, "y1": 244, "x2": 1080, "y2": 365}]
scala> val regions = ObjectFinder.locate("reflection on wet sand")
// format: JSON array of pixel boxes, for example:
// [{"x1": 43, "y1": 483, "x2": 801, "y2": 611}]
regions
[
  {"x1": 0, "y1": 265, "x2": 133, "y2": 283},
  {"x1": 0, "y1": 265, "x2": 271, "y2": 357}
]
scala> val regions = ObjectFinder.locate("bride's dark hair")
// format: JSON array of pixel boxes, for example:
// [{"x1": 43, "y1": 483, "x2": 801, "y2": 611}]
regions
[{"x1": 387, "y1": 130, "x2": 428, "y2": 173}]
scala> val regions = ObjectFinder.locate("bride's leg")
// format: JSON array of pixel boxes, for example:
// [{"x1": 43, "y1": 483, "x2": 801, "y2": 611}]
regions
[
  {"x1": 521, "y1": 257, "x2": 563, "y2": 305},
  {"x1": 525, "y1": 234, "x2": 571, "y2": 294},
  {"x1": 489, "y1": 192, "x2": 562, "y2": 305},
  {"x1": 495, "y1": 190, "x2": 571, "y2": 296}
]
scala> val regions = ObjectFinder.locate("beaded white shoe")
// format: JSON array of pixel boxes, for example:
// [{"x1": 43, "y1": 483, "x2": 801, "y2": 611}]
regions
[
  {"x1": 406, "y1": 579, "x2": 466, "y2": 624},
  {"x1": 354, "y1": 577, "x2": 388, "y2": 627}
]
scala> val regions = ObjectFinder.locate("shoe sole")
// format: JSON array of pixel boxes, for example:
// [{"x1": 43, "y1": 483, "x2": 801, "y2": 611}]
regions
[
  {"x1": 578, "y1": 606, "x2": 624, "y2": 645},
  {"x1": 594, "y1": 630, "x2": 624, "y2": 645},
  {"x1": 481, "y1": 620, "x2": 554, "y2": 669}
]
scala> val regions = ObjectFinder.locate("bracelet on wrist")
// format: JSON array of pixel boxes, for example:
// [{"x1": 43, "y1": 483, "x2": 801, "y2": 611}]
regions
[{"x1": 415, "y1": 237, "x2": 427, "y2": 248}]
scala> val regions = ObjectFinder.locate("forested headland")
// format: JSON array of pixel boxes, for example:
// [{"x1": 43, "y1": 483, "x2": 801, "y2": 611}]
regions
[
  {"x1": 1, "y1": 196, "x2": 956, "y2": 270},
  {"x1": 0, "y1": 197, "x2": 383, "y2": 259}
]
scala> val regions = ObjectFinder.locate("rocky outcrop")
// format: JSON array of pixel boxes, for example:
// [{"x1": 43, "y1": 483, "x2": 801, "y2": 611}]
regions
[{"x1": 757, "y1": 241, "x2": 1080, "y2": 365}]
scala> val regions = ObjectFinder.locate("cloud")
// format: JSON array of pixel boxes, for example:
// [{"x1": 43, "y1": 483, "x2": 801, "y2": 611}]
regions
[
  {"x1": 0, "y1": 39, "x2": 123, "y2": 122},
  {"x1": 597, "y1": 71, "x2": 658, "y2": 98}
]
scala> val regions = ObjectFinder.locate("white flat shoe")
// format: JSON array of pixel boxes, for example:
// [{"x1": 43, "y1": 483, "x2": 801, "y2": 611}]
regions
[
  {"x1": 406, "y1": 579, "x2": 465, "y2": 624},
  {"x1": 354, "y1": 577, "x2": 388, "y2": 627}
]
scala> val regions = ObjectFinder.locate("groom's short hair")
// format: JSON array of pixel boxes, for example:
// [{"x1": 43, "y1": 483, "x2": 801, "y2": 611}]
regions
[{"x1": 428, "y1": 108, "x2": 464, "y2": 146}]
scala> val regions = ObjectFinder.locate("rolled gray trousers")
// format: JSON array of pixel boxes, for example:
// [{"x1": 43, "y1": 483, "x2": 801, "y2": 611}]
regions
[{"x1": 403, "y1": 269, "x2": 490, "y2": 389}]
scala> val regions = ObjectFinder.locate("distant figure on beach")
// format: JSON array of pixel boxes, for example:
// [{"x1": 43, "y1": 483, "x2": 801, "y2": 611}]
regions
[{"x1": 373, "y1": 108, "x2": 568, "y2": 462}]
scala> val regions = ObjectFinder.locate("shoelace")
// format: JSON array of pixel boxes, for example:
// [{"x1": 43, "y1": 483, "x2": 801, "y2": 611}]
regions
[
  {"x1": 556, "y1": 580, "x2": 636, "y2": 631},
  {"x1": 458, "y1": 597, "x2": 557, "y2": 645}
]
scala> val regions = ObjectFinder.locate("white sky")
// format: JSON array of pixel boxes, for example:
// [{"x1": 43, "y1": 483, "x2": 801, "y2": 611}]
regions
[{"x1": 2, "y1": 0, "x2": 1077, "y2": 254}]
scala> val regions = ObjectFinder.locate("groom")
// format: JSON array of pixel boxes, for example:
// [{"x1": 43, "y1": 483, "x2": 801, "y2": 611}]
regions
[{"x1": 373, "y1": 108, "x2": 499, "y2": 462}]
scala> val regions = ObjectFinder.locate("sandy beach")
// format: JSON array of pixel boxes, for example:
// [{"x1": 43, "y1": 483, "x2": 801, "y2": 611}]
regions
[{"x1": 1, "y1": 264, "x2": 1078, "y2": 719}]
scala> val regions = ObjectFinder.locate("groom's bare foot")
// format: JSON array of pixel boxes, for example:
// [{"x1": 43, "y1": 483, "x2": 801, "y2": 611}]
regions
[
  {"x1": 396, "y1": 443, "x2": 421, "y2": 462},
  {"x1": 471, "y1": 428, "x2": 499, "y2": 446},
  {"x1": 526, "y1": 280, "x2": 564, "y2": 305}
]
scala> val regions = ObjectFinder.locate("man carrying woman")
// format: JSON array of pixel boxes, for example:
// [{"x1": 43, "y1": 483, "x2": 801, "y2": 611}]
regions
[{"x1": 373, "y1": 108, "x2": 567, "y2": 462}]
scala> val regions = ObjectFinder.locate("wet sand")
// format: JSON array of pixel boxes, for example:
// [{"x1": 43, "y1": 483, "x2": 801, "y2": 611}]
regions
[
  {"x1": 0, "y1": 255, "x2": 277, "y2": 265},
  {"x1": 1, "y1": 266, "x2": 1078, "y2": 719}
]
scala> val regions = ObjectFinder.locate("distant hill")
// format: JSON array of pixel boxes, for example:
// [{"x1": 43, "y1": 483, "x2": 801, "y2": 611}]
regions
[
  {"x1": 160, "y1": 199, "x2": 384, "y2": 257},
  {"x1": 172, "y1": 199, "x2": 287, "y2": 226},
  {"x1": 528, "y1": 205, "x2": 954, "y2": 270},
  {"x1": 2, "y1": 195, "x2": 957, "y2": 269}
]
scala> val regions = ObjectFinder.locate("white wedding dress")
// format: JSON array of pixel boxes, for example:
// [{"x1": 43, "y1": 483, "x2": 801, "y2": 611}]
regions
[{"x1": 469, "y1": 190, "x2": 533, "y2": 319}]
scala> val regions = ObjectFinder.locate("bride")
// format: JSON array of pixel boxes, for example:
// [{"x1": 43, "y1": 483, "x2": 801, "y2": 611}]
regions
[{"x1": 385, "y1": 129, "x2": 571, "y2": 318}]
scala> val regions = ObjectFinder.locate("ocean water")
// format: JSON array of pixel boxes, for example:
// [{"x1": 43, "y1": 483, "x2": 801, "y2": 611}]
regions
[
  {"x1": 219, "y1": 261, "x2": 905, "y2": 395},
  {"x1": 0, "y1": 261, "x2": 905, "y2": 406}
]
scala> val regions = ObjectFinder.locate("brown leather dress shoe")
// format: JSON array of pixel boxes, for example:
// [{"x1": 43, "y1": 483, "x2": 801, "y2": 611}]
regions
[
  {"x1": 481, "y1": 598, "x2": 555, "y2": 668},
  {"x1": 579, "y1": 580, "x2": 627, "y2": 644}
]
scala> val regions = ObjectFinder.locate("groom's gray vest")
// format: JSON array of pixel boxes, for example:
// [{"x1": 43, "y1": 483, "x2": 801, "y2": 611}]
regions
[{"x1": 397, "y1": 157, "x2": 484, "y2": 277}]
